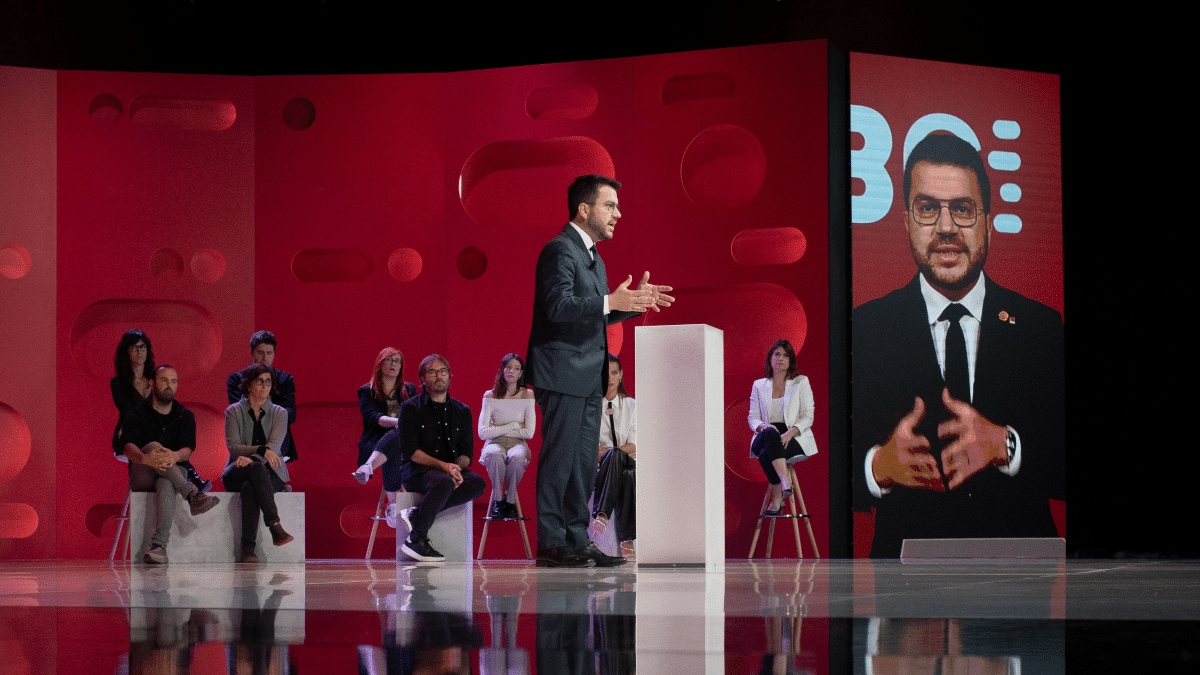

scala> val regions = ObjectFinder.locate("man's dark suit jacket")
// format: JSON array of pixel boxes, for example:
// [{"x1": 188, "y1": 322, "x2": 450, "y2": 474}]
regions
[
  {"x1": 526, "y1": 224, "x2": 639, "y2": 396},
  {"x1": 228, "y1": 366, "x2": 298, "y2": 463},
  {"x1": 852, "y1": 275, "x2": 1065, "y2": 557}
]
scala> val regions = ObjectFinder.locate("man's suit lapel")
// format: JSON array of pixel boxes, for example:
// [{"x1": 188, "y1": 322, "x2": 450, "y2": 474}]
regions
[
  {"x1": 560, "y1": 224, "x2": 607, "y2": 297},
  {"x1": 973, "y1": 281, "x2": 1017, "y2": 411}
]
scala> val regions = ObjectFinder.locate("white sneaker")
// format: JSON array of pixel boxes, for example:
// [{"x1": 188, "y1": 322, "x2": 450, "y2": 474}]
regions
[
  {"x1": 352, "y1": 464, "x2": 372, "y2": 484},
  {"x1": 399, "y1": 506, "x2": 415, "y2": 532},
  {"x1": 385, "y1": 505, "x2": 416, "y2": 531}
]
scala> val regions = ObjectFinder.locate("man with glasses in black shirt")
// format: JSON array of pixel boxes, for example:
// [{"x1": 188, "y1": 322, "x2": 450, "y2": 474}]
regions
[{"x1": 376, "y1": 354, "x2": 484, "y2": 562}]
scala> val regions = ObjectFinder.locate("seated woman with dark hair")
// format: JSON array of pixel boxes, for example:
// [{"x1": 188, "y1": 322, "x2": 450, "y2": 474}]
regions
[
  {"x1": 223, "y1": 363, "x2": 295, "y2": 563},
  {"x1": 478, "y1": 353, "x2": 535, "y2": 520},
  {"x1": 589, "y1": 353, "x2": 637, "y2": 559},
  {"x1": 354, "y1": 347, "x2": 418, "y2": 484},
  {"x1": 748, "y1": 338, "x2": 818, "y2": 516},
  {"x1": 111, "y1": 328, "x2": 209, "y2": 492}
]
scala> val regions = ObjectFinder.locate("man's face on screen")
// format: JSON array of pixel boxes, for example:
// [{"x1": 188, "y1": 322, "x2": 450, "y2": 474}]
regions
[{"x1": 905, "y1": 161, "x2": 990, "y2": 301}]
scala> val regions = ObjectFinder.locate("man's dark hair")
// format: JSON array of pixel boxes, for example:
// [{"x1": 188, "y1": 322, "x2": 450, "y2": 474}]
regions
[
  {"x1": 250, "y1": 330, "x2": 277, "y2": 351},
  {"x1": 567, "y1": 175, "x2": 621, "y2": 221},
  {"x1": 418, "y1": 354, "x2": 449, "y2": 391},
  {"x1": 154, "y1": 364, "x2": 176, "y2": 377},
  {"x1": 239, "y1": 363, "x2": 274, "y2": 397},
  {"x1": 903, "y1": 133, "x2": 991, "y2": 215}
]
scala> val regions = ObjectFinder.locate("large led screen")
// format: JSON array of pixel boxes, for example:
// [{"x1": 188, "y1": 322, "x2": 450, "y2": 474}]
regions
[{"x1": 850, "y1": 53, "x2": 1064, "y2": 557}]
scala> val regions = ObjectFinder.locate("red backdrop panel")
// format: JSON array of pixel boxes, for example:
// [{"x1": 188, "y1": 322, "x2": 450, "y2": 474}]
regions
[
  {"x1": 55, "y1": 70, "x2": 255, "y2": 559},
  {"x1": 0, "y1": 66, "x2": 58, "y2": 559},
  {"x1": 253, "y1": 42, "x2": 831, "y2": 562}
]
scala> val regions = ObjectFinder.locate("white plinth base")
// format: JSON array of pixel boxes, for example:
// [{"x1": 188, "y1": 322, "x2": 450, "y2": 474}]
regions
[
  {"x1": 636, "y1": 324, "x2": 724, "y2": 571},
  {"x1": 392, "y1": 493, "x2": 474, "y2": 562},
  {"x1": 128, "y1": 491, "x2": 306, "y2": 563}
]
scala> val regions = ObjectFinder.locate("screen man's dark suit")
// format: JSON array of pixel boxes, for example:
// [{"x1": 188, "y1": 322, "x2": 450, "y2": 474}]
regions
[
  {"x1": 526, "y1": 224, "x2": 639, "y2": 550},
  {"x1": 852, "y1": 275, "x2": 1065, "y2": 557}
]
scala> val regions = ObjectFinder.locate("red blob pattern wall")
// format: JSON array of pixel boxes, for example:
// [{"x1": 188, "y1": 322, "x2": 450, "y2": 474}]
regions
[
  {"x1": 0, "y1": 66, "x2": 57, "y2": 557},
  {"x1": 1, "y1": 41, "x2": 831, "y2": 562}
]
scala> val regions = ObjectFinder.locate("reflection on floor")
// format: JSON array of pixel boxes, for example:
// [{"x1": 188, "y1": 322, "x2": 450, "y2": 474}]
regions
[{"x1": 0, "y1": 559, "x2": 1197, "y2": 673}]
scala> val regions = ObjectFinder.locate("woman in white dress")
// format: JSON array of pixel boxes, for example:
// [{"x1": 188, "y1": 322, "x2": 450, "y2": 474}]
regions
[
  {"x1": 478, "y1": 353, "x2": 535, "y2": 520},
  {"x1": 748, "y1": 339, "x2": 818, "y2": 515}
]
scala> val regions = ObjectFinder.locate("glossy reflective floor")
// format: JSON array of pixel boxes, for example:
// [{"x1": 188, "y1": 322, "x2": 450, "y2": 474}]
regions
[{"x1": 1, "y1": 558, "x2": 1197, "y2": 673}]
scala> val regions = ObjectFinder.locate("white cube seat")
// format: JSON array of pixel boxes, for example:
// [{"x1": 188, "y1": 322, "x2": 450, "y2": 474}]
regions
[{"x1": 127, "y1": 491, "x2": 305, "y2": 563}]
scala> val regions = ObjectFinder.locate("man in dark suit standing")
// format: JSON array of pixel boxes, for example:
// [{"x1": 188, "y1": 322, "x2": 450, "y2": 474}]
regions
[
  {"x1": 526, "y1": 175, "x2": 672, "y2": 567},
  {"x1": 852, "y1": 133, "x2": 1065, "y2": 557}
]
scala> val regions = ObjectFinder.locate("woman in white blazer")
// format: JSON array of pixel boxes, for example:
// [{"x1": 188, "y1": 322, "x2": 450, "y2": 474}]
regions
[{"x1": 748, "y1": 339, "x2": 818, "y2": 515}]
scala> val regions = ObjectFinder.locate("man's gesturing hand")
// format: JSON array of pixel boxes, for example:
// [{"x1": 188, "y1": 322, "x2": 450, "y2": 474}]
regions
[
  {"x1": 872, "y1": 396, "x2": 943, "y2": 491},
  {"x1": 609, "y1": 275, "x2": 657, "y2": 313},
  {"x1": 636, "y1": 271, "x2": 674, "y2": 312},
  {"x1": 938, "y1": 388, "x2": 1009, "y2": 490}
]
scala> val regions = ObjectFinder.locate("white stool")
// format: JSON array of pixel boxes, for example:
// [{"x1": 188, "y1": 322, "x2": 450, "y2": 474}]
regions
[
  {"x1": 746, "y1": 459, "x2": 820, "y2": 559},
  {"x1": 477, "y1": 492, "x2": 532, "y2": 559},
  {"x1": 365, "y1": 487, "x2": 390, "y2": 559},
  {"x1": 109, "y1": 455, "x2": 132, "y2": 562}
]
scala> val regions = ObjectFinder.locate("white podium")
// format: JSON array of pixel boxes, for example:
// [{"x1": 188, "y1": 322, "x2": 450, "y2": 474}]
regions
[{"x1": 635, "y1": 324, "x2": 724, "y2": 571}]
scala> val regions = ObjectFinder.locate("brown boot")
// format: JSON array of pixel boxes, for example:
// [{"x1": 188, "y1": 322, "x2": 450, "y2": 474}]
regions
[
  {"x1": 188, "y1": 492, "x2": 219, "y2": 516},
  {"x1": 268, "y1": 521, "x2": 294, "y2": 546},
  {"x1": 240, "y1": 545, "x2": 259, "y2": 564}
]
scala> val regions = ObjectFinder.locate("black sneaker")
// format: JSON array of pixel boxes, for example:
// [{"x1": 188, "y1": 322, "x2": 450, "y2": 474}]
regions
[{"x1": 400, "y1": 536, "x2": 445, "y2": 562}]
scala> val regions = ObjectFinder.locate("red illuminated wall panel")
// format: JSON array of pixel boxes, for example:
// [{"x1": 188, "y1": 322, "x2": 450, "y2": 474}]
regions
[
  {"x1": 0, "y1": 66, "x2": 57, "y2": 559},
  {"x1": 249, "y1": 43, "x2": 831, "y2": 562},
  {"x1": 55, "y1": 71, "x2": 255, "y2": 559}
]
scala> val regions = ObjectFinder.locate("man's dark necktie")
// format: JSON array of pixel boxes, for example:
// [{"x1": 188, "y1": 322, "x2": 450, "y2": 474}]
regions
[
  {"x1": 940, "y1": 303, "x2": 971, "y2": 403},
  {"x1": 608, "y1": 401, "x2": 617, "y2": 449}
]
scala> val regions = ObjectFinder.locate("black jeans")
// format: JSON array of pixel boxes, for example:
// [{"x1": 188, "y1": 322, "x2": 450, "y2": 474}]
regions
[
  {"x1": 401, "y1": 468, "x2": 485, "y2": 542},
  {"x1": 222, "y1": 462, "x2": 285, "y2": 547},
  {"x1": 751, "y1": 422, "x2": 803, "y2": 485}
]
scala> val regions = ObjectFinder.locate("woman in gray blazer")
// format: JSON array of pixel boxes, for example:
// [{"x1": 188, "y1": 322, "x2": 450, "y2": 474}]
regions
[{"x1": 224, "y1": 363, "x2": 294, "y2": 563}]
